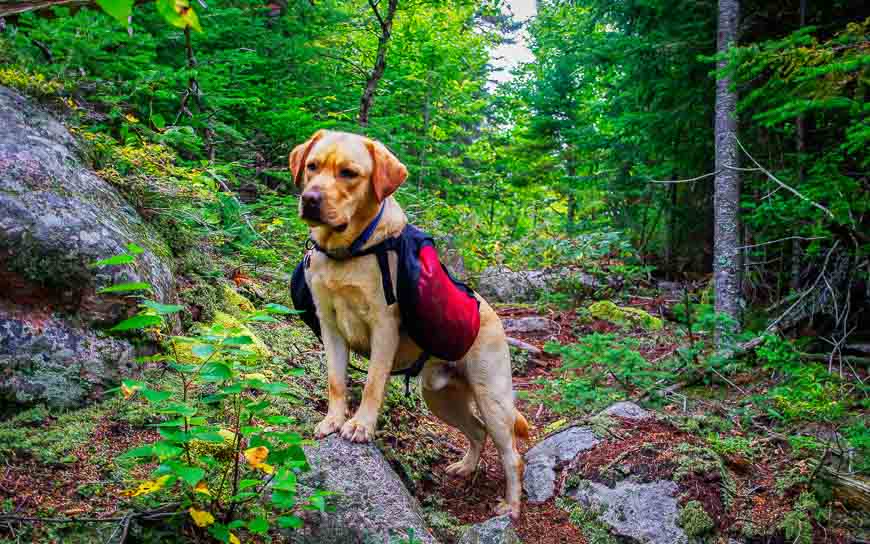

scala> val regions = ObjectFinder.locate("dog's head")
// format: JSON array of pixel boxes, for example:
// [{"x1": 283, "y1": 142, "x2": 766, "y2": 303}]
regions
[{"x1": 290, "y1": 130, "x2": 407, "y2": 232}]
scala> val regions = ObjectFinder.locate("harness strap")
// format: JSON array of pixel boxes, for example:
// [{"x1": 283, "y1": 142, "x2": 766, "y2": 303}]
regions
[
  {"x1": 345, "y1": 351, "x2": 429, "y2": 397},
  {"x1": 375, "y1": 247, "x2": 396, "y2": 306}
]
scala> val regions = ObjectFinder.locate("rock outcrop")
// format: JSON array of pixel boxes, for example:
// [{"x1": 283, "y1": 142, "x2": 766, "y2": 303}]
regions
[
  {"x1": 524, "y1": 426, "x2": 601, "y2": 503},
  {"x1": 476, "y1": 266, "x2": 597, "y2": 304},
  {"x1": 293, "y1": 435, "x2": 439, "y2": 543},
  {"x1": 0, "y1": 86, "x2": 176, "y2": 408},
  {"x1": 522, "y1": 402, "x2": 694, "y2": 544},
  {"x1": 567, "y1": 479, "x2": 687, "y2": 544}
]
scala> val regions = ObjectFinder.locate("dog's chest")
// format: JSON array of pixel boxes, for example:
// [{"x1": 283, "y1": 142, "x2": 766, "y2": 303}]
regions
[{"x1": 307, "y1": 254, "x2": 388, "y2": 353}]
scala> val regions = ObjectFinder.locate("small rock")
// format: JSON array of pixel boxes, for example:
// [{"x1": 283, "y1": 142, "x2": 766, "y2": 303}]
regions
[
  {"x1": 458, "y1": 515, "x2": 521, "y2": 544},
  {"x1": 523, "y1": 427, "x2": 600, "y2": 503},
  {"x1": 292, "y1": 435, "x2": 438, "y2": 543},
  {"x1": 600, "y1": 401, "x2": 650, "y2": 420},
  {"x1": 567, "y1": 479, "x2": 687, "y2": 544},
  {"x1": 502, "y1": 316, "x2": 555, "y2": 335}
]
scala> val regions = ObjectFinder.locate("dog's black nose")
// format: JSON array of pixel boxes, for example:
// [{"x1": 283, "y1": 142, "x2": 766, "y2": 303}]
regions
[{"x1": 301, "y1": 191, "x2": 322, "y2": 221}]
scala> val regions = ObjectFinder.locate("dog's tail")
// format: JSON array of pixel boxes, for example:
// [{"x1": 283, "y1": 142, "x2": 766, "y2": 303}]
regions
[{"x1": 514, "y1": 409, "x2": 531, "y2": 441}]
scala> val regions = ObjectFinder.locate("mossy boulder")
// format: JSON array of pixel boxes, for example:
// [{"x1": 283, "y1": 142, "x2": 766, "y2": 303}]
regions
[
  {"x1": 588, "y1": 300, "x2": 663, "y2": 330},
  {"x1": 171, "y1": 311, "x2": 271, "y2": 363},
  {"x1": 0, "y1": 86, "x2": 177, "y2": 411},
  {"x1": 222, "y1": 284, "x2": 256, "y2": 316}
]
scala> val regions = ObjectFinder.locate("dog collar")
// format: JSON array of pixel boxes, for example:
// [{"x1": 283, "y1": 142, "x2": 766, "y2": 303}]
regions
[{"x1": 309, "y1": 202, "x2": 386, "y2": 260}]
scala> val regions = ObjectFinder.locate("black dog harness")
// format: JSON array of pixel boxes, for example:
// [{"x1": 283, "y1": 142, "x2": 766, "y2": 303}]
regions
[{"x1": 291, "y1": 203, "x2": 480, "y2": 396}]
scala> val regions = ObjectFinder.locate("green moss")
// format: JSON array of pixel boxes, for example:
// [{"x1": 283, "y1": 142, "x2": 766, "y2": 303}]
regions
[
  {"x1": 556, "y1": 496, "x2": 618, "y2": 544},
  {"x1": 588, "y1": 300, "x2": 663, "y2": 330},
  {"x1": 212, "y1": 311, "x2": 271, "y2": 358},
  {"x1": 223, "y1": 285, "x2": 256, "y2": 316},
  {"x1": 0, "y1": 403, "x2": 106, "y2": 463},
  {"x1": 677, "y1": 500, "x2": 714, "y2": 537}
]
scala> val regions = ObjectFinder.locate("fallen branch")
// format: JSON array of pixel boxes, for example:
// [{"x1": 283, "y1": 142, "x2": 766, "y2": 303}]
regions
[{"x1": 506, "y1": 336, "x2": 542, "y2": 357}]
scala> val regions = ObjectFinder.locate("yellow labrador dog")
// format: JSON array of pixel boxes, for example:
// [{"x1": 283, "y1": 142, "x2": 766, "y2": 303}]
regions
[{"x1": 290, "y1": 129, "x2": 528, "y2": 518}]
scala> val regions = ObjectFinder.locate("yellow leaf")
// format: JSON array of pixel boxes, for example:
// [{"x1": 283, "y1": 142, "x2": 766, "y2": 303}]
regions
[
  {"x1": 244, "y1": 446, "x2": 269, "y2": 467},
  {"x1": 218, "y1": 429, "x2": 236, "y2": 443},
  {"x1": 229, "y1": 533, "x2": 241, "y2": 544},
  {"x1": 194, "y1": 481, "x2": 211, "y2": 496},
  {"x1": 121, "y1": 383, "x2": 139, "y2": 400},
  {"x1": 188, "y1": 507, "x2": 215, "y2": 527},
  {"x1": 120, "y1": 475, "x2": 171, "y2": 497},
  {"x1": 258, "y1": 463, "x2": 274, "y2": 475}
]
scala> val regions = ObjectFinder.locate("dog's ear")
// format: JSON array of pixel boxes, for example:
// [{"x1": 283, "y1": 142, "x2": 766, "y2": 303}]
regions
[
  {"x1": 289, "y1": 130, "x2": 327, "y2": 190},
  {"x1": 366, "y1": 139, "x2": 408, "y2": 202}
]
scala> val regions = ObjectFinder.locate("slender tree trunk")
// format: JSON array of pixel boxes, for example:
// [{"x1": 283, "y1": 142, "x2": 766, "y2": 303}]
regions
[
  {"x1": 666, "y1": 183, "x2": 677, "y2": 278},
  {"x1": 713, "y1": 0, "x2": 741, "y2": 337},
  {"x1": 791, "y1": 0, "x2": 808, "y2": 292},
  {"x1": 359, "y1": 0, "x2": 398, "y2": 127}
]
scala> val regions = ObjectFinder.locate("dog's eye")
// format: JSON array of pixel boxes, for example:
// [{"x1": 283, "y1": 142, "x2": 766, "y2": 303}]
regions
[
  {"x1": 339, "y1": 168, "x2": 358, "y2": 179},
  {"x1": 306, "y1": 162, "x2": 317, "y2": 171}
]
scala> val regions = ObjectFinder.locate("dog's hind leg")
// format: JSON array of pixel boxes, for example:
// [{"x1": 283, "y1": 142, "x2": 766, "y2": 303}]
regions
[
  {"x1": 421, "y1": 365, "x2": 487, "y2": 478},
  {"x1": 463, "y1": 334, "x2": 524, "y2": 520}
]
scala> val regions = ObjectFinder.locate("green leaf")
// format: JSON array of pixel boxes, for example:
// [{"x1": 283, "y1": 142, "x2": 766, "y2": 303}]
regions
[
  {"x1": 151, "y1": 113, "x2": 166, "y2": 130},
  {"x1": 126, "y1": 243, "x2": 145, "y2": 255},
  {"x1": 156, "y1": 402, "x2": 197, "y2": 417},
  {"x1": 257, "y1": 382, "x2": 290, "y2": 394},
  {"x1": 91, "y1": 254, "x2": 134, "y2": 267},
  {"x1": 142, "y1": 300, "x2": 185, "y2": 314},
  {"x1": 169, "y1": 363, "x2": 199, "y2": 373},
  {"x1": 191, "y1": 344, "x2": 216, "y2": 359},
  {"x1": 223, "y1": 335, "x2": 254, "y2": 346},
  {"x1": 238, "y1": 479, "x2": 260, "y2": 490},
  {"x1": 120, "y1": 445, "x2": 154, "y2": 459},
  {"x1": 247, "y1": 314, "x2": 280, "y2": 323},
  {"x1": 153, "y1": 441, "x2": 184, "y2": 458},
  {"x1": 201, "y1": 362, "x2": 232, "y2": 381},
  {"x1": 110, "y1": 314, "x2": 162, "y2": 331},
  {"x1": 263, "y1": 303, "x2": 295, "y2": 315},
  {"x1": 95, "y1": 0, "x2": 134, "y2": 26},
  {"x1": 264, "y1": 415, "x2": 295, "y2": 425},
  {"x1": 192, "y1": 431, "x2": 225, "y2": 443},
  {"x1": 229, "y1": 492, "x2": 258, "y2": 502},
  {"x1": 99, "y1": 282, "x2": 152, "y2": 294},
  {"x1": 173, "y1": 464, "x2": 205, "y2": 486},
  {"x1": 277, "y1": 515, "x2": 303, "y2": 529},
  {"x1": 227, "y1": 520, "x2": 247, "y2": 529},
  {"x1": 142, "y1": 388, "x2": 172, "y2": 403},
  {"x1": 248, "y1": 517, "x2": 269, "y2": 534}
]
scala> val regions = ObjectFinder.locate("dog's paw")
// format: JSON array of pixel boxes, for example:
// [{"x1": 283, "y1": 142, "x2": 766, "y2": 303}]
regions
[
  {"x1": 340, "y1": 418, "x2": 375, "y2": 443},
  {"x1": 314, "y1": 415, "x2": 345, "y2": 439},
  {"x1": 445, "y1": 458, "x2": 477, "y2": 478},
  {"x1": 494, "y1": 499, "x2": 521, "y2": 521}
]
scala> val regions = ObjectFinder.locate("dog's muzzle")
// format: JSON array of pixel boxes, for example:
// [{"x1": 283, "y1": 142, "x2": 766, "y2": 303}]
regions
[{"x1": 301, "y1": 191, "x2": 322, "y2": 222}]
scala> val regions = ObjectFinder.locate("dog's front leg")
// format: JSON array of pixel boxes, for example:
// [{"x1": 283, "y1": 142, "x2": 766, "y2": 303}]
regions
[
  {"x1": 314, "y1": 322, "x2": 350, "y2": 439},
  {"x1": 341, "y1": 321, "x2": 399, "y2": 443}
]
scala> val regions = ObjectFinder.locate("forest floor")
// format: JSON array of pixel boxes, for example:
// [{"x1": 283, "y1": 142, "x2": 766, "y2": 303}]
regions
[{"x1": 0, "y1": 273, "x2": 866, "y2": 543}]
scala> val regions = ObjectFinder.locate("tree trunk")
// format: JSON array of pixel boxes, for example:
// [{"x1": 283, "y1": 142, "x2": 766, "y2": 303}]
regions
[
  {"x1": 790, "y1": 0, "x2": 808, "y2": 292},
  {"x1": 713, "y1": 0, "x2": 741, "y2": 338},
  {"x1": 358, "y1": 0, "x2": 398, "y2": 127}
]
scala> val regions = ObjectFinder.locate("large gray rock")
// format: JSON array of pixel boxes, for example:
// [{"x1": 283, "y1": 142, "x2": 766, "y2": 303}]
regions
[
  {"x1": 0, "y1": 86, "x2": 175, "y2": 408},
  {"x1": 476, "y1": 266, "x2": 597, "y2": 304},
  {"x1": 458, "y1": 515, "x2": 520, "y2": 544},
  {"x1": 293, "y1": 435, "x2": 438, "y2": 543},
  {"x1": 523, "y1": 426, "x2": 600, "y2": 503},
  {"x1": 566, "y1": 479, "x2": 687, "y2": 544},
  {"x1": 0, "y1": 305, "x2": 134, "y2": 407}
]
